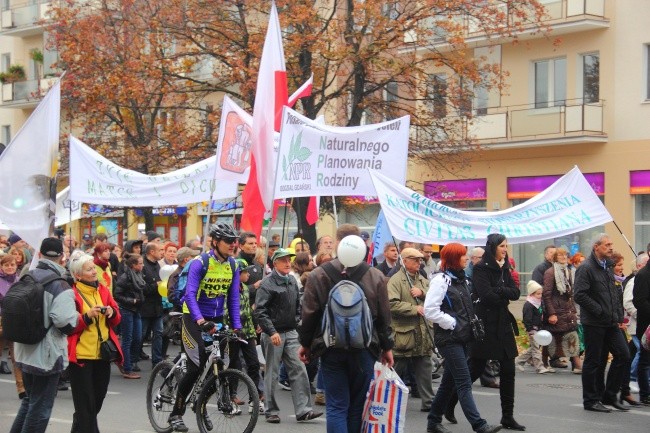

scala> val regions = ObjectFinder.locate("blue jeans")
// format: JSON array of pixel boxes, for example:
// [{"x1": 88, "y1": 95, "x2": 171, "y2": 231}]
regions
[
  {"x1": 10, "y1": 371, "x2": 60, "y2": 433},
  {"x1": 121, "y1": 309, "x2": 142, "y2": 372},
  {"x1": 428, "y1": 344, "x2": 486, "y2": 432},
  {"x1": 321, "y1": 349, "x2": 375, "y2": 433},
  {"x1": 630, "y1": 336, "x2": 640, "y2": 382},
  {"x1": 140, "y1": 315, "x2": 163, "y2": 365}
]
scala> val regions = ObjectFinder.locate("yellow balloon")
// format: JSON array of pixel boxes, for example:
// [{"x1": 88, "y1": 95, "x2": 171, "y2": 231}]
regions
[{"x1": 158, "y1": 280, "x2": 168, "y2": 298}]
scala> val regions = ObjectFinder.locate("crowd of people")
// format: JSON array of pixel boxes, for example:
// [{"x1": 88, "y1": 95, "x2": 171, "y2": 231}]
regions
[{"x1": 0, "y1": 226, "x2": 649, "y2": 433}]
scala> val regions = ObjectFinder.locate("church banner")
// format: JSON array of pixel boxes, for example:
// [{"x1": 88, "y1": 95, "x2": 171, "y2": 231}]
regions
[
  {"x1": 69, "y1": 136, "x2": 238, "y2": 206},
  {"x1": 370, "y1": 166, "x2": 612, "y2": 245},
  {"x1": 273, "y1": 108, "x2": 409, "y2": 199},
  {"x1": 214, "y1": 95, "x2": 253, "y2": 183}
]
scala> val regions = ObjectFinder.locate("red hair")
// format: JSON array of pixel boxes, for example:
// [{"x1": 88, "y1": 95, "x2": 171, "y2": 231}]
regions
[
  {"x1": 440, "y1": 243, "x2": 468, "y2": 271},
  {"x1": 93, "y1": 243, "x2": 110, "y2": 257},
  {"x1": 163, "y1": 242, "x2": 178, "y2": 252}
]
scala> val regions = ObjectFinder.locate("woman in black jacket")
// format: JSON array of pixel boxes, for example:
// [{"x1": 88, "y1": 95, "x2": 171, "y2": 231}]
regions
[
  {"x1": 113, "y1": 254, "x2": 146, "y2": 379},
  {"x1": 446, "y1": 233, "x2": 524, "y2": 431},
  {"x1": 424, "y1": 243, "x2": 501, "y2": 433}
]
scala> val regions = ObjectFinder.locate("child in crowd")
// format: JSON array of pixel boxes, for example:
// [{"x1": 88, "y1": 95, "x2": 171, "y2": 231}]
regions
[{"x1": 516, "y1": 280, "x2": 550, "y2": 374}]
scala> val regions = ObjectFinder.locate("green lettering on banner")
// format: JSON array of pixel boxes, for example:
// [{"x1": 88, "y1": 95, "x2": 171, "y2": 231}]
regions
[{"x1": 180, "y1": 181, "x2": 189, "y2": 194}]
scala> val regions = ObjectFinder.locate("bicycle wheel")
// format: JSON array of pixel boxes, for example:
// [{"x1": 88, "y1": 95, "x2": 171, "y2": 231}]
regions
[
  {"x1": 196, "y1": 368, "x2": 259, "y2": 433},
  {"x1": 147, "y1": 360, "x2": 180, "y2": 433}
]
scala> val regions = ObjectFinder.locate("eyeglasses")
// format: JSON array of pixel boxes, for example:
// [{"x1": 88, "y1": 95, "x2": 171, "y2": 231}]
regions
[{"x1": 406, "y1": 257, "x2": 423, "y2": 262}]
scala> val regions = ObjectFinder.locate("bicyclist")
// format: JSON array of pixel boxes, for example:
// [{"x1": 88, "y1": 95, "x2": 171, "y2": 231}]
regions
[{"x1": 168, "y1": 223, "x2": 242, "y2": 432}]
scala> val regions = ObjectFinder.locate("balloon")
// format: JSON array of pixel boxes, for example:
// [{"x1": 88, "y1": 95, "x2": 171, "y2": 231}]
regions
[
  {"x1": 337, "y1": 235, "x2": 367, "y2": 268},
  {"x1": 533, "y1": 330, "x2": 553, "y2": 346},
  {"x1": 159, "y1": 264, "x2": 178, "y2": 282},
  {"x1": 157, "y1": 280, "x2": 168, "y2": 298}
]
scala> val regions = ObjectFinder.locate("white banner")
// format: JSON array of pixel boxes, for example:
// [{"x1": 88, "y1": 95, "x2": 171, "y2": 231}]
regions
[
  {"x1": 69, "y1": 136, "x2": 238, "y2": 206},
  {"x1": 274, "y1": 108, "x2": 410, "y2": 199},
  {"x1": 369, "y1": 166, "x2": 613, "y2": 245},
  {"x1": 54, "y1": 186, "x2": 82, "y2": 226},
  {"x1": 214, "y1": 95, "x2": 253, "y2": 183},
  {"x1": 0, "y1": 79, "x2": 60, "y2": 249}
]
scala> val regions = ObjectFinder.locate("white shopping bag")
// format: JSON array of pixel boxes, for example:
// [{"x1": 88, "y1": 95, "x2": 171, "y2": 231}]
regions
[{"x1": 361, "y1": 362, "x2": 409, "y2": 433}]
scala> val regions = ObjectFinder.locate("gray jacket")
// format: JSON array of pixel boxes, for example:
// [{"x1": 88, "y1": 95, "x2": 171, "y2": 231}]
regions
[{"x1": 14, "y1": 260, "x2": 79, "y2": 375}]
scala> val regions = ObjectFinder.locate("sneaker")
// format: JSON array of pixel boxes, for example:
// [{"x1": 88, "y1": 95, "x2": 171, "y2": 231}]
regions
[
  {"x1": 57, "y1": 381, "x2": 69, "y2": 391},
  {"x1": 278, "y1": 380, "x2": 291, "y2": 391},
  {"x1": 168, "y1": 415, "x2": 189, "y2": 432},
  {"x1": 314, "y1": 392, "x2": 326, "y2": 406},
  {"x1": 122, "y1": 371, "x2": 141, "y2": 379},
  {"x1": 516, "y1": 362, "x2": 525, "y2": 372},
  {"x1": 630, "y1": 382, "x2": 640, "y2": 393},
  {"x1": 229, "y1": 402, "x2": 242, "y2": 415},
  {"x1": 546, "y1": 366, "x2": 556, "y2": 373},
  {"x1": 296, "y1": 410, "x2": 323, "y2": 422},
  {"x1": 249, "y1": 400, "x2": 265, "y2": 414},
  {"x1": 537, "y1": 367, "x2": 550, "y2": 374}
]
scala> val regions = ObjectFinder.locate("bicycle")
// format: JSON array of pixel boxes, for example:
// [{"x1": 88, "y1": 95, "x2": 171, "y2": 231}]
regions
[{"x1": 147, "y1": 324, "x2": 260, "y2": 433}]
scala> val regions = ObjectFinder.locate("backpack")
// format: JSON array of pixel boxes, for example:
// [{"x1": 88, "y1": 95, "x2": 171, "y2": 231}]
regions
[
  {"x1": 1, "y1": 271, "x2": 63, "y2": 344},
  {"x1": 169, "y1": 253, "x2": 236, "y2": 308},
  {"x1": 321, "y1": 262, "x2": 373, "y2": 350}
]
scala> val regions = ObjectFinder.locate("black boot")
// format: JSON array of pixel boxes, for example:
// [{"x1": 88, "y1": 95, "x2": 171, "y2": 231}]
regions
[
  {"x1": 444, "y1": 407, "x2": 457, "y2": 424},
  {"x1": 500, "y1": 415, "x2": 525, "y2": 431},
  {"x1": 0, "y1": 361, "x2": 12, "y2": 374}
]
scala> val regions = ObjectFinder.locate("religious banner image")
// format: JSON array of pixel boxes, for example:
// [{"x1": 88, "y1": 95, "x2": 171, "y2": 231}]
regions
[
  {"x1": 274, "y1": 107, "x2": 410, "y2": 199},
  {"x1": 214, "y1": 95, "x2": 253, "y2": 182}
]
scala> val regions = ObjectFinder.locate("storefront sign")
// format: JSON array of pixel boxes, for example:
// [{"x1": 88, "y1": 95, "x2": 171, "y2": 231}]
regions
[
  {"x1": 630, "y1": 170, "x2": 650, "y2": 194},
  {"x1": 134, "y1": 207, "x2": 188, "y2": 217},
  {"x1": 508, "y1": 172, "x2": 604, "y2": 199},
  {"x1": 370, "y1": 166, "x2": 612, "y2": 245},
  {"x1": 424, "y1": 179, "x2": 487, "y2": 201}
]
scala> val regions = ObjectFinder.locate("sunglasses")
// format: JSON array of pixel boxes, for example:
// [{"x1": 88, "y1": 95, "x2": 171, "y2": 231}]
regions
[{"x1": 221, "y1": 238, "x2": 237, "y2": 244}]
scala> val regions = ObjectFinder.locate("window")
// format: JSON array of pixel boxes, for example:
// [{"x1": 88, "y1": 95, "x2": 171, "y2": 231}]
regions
[
  {"x1": 582, "y1": 53, "x2": 599, "y2": 103},
  {"x1": 646, "y1": 45, "x2": 650, "y2": 100},
  {"x1": 534, "y1": 58, "x2": 566, "y2": 108},
  {"x1": 1, "y1": 53, "x2": 10, "y2": 73},
  {"x1": 384, "y1": 80, "x2": 398, "y2": 120},
  {"x1": 426, "y1": 74, "x2": 447, "y2": 119},
  {"x1": 635, "y1": 195, "x2": 650, "y2": 253},
  {"x1": 1, "y1": 125, "x2": 10, "y2": 146}
]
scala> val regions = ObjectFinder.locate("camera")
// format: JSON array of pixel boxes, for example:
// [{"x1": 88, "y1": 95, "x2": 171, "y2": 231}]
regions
[{"x1": 100, "y1": 307, "x2": 107, "y2": 315}]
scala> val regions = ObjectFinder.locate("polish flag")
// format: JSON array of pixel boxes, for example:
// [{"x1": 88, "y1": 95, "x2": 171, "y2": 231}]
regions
[{"x1": 241, "y1": 2, "x2": 288, "y2": 237}]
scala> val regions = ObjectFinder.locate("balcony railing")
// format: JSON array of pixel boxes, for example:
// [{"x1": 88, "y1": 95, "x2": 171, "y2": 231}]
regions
[
  {"x1": 1, "y1": 77, "x2": 56, "y2": 107},
  {"x1": 417, "y1": 99, "x2": 606, "y2": 149},
  {"x1": 1, "y1": 1, "x2": 50, "y2": 35},
  {"x1": 407, "y1": 0, "x2": 608, "y2": 47}
]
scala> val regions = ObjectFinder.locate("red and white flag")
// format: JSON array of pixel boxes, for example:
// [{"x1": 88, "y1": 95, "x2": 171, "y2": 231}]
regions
[{"x1": 241, "y1": 1, "x2": 288, "y2": 236}]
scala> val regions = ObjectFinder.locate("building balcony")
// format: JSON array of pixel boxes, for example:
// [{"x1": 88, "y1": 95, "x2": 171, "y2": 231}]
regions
[
  {"x1": 1, "y1": 1, "x2": 50, "y2": 37},
  {"x1": 418, "y1": 99, "x2": 607, "y2": 150},
  {"x1": 1, "y1": 77, "x2": 57, "y2": 109},
  {"x1": 404, "y1": 0, "x2": 609, "y2": 51}
]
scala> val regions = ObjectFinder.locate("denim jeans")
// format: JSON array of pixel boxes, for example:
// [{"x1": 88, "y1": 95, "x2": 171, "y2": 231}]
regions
[
  {"x1": 638, "y1": 343, "x2": 650, "y2": 400},
  {"x1": 10, "y1": 371, "x2": 61, "y2": 433},
  {"x1": 630, "y1": 336, "x2": 640, "y2": 382},
  {"x1": 121, "y1": 309, "x2": 142, "y2": 372},
  {"x1": 429, "y1": 343, "x2": 487, "y2": 432},
  {"x1": 140, "y1": 315, "x2": 163, "y2": 365},
  {"x1": 321, "y1": 348, "x2": 375, "y2": 433}
]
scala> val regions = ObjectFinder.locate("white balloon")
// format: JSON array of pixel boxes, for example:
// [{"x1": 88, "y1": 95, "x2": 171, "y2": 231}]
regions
[
  {"x1": 533, "y1": 330, "x2": 553, "y2": 346},
  {"x1": 337, "y1": 235, "x2": 367, "y2": 268},
  {"x1": 159, "y1": 264, "x2": 178, "y2": 282}
]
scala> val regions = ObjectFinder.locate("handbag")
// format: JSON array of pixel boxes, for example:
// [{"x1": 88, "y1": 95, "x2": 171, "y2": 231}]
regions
[
  {"x1": 642, "y1": 324, "x2": 650, "y2": 351},
  {"x1": 77, "y1": 289, "x2": 119, "y2": 362},
  {"x1": 361, "y1": 362, "x2": 409, "y2": 433}
]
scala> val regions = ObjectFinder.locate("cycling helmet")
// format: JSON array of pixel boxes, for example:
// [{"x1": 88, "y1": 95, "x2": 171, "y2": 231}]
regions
[{"x1": 209, "y1": 223, "x2": 238, "y2": 242}]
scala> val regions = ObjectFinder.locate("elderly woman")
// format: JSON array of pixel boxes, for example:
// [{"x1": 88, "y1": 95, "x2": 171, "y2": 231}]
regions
[
  {"x1": 542, "y1": 248, "x2": 582, "y2": 373},
  {"x1": 424, "y1": 243, "x2": 501, "y2": 433},
  {"x1": 446, "y1": 233, "x2": 524, "y2": 431},
  {"x1": 68, "y1": 254, "x2": 122, "y2": 433}
]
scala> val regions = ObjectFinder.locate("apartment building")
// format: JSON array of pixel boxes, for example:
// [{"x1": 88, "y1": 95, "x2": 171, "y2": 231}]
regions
[{"x1": 409, "y1": 0, "x2": 650, "y2": 280}]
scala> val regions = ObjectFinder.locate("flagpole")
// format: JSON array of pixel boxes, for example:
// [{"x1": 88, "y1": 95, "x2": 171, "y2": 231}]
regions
[
  {"x1": 202, "y1": 157, "x2": 221, "y2": 253},
  {"x1": 295, "y1": 196, "x2": 303, "y2": 239},
  {"x1": 281, "y1": 198, "x2": 291, "y2": 247},
  {"x1": 612, "y1": 220, "x2": 637, "y2": 257},
  {"x1": 332, "y1": 196, "x2": 339, "y2": 229}
]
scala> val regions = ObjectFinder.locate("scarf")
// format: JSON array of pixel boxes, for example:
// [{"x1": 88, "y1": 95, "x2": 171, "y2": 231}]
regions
[
  {"x1": 126, "y1": 267, "x2": 146, "y2": 292},
  {"x1": 94, "y1": 255, "x2": 109, "y2": 270},
  {"x1": 553, "y1": 262, "x2": 574, "y2": 295},
  {"x1": 614, "y1": 273, "x2": 625, "y2": 286},
  {"x1": 526, "y1": 295, "x2": 542, "y2": 309},
  {"x1": 496, "y1": 258, "x2": 505, "y2": 268}
]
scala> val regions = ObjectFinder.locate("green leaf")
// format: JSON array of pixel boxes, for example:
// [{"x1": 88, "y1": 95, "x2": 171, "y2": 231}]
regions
[{"x1": 296, "y1": 147, "x2": 311, "y2": 162}]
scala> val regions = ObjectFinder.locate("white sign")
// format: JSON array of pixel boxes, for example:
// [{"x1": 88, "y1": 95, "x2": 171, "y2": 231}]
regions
[
  {"x1": 274, "y1": 108, "x2": 410, "y2": 199},
  {"x1": 369, "y1": 166, "x2": 613, "y2": 245},
  {"x1": 214, "y1": 95, "x2": 253, "y2": 183},
  {"x1": 55, "y1": 186, "x2": 82, "y2": 226},
  {"x1": 69, "y1": 136, "x2": 238, "y2": 206}
]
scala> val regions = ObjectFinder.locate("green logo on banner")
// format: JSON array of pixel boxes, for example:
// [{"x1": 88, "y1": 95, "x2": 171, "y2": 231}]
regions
[{"x1": 282, "y1": 131, "x2": 312, "y2": 181}]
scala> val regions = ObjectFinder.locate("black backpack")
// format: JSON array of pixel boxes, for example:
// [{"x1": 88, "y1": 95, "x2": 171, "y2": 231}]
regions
[{"x1": 1, "y1": 272, "x2": 63, "y2": 344}]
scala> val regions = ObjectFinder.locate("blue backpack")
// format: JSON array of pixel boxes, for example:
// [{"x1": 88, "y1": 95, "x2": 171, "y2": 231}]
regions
[
  {"x1": 321, "y1": 262, "x2": 373, "y2": 350},
  {"x1": 169, "y1": 253, "x2": 237, "y2": 308}
]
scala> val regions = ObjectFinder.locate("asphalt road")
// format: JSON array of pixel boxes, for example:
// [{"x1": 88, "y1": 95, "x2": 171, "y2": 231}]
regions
[{"x1": 0, "y1": 345, "x2": 648, "y2": 433}]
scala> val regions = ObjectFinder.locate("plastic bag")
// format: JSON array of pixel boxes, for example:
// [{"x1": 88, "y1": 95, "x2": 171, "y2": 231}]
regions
[{"x1": 361, "y1": 362, "x2": 409, "y2": 433}]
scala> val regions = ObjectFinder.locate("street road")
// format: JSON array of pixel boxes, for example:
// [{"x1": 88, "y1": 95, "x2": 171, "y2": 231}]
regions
[{"x1": 0, "y1": 346, "x2": 648, "y2": 433}]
